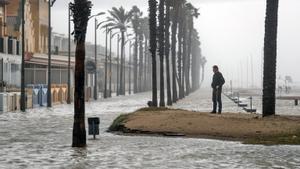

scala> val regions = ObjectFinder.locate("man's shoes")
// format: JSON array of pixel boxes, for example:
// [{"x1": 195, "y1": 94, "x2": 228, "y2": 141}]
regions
[
  {"x1": 218, "y1": 112, "x2": 221, "y2": 114},
  {"x1": 210, "y1": 111, "x2": 216, "y2": 114}
]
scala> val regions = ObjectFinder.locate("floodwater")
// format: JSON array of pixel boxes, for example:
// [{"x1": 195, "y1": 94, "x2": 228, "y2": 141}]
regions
[{"x1": 0, "y1": 89, "x2": 299, "y2": 169}]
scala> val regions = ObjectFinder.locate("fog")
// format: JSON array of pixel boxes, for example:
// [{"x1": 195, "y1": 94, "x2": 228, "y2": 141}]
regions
[{"x1": 52, "y1": 0, "x2": 300, "y2": 88}]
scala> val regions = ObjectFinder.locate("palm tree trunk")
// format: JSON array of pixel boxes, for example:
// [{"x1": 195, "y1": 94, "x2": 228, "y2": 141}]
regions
[
  {"x1": 119, "y1": 31, "x2": 125, "y2": 95},
  {"x1": 165, "y1": 0, "x2": 172, "y2": 106},
  {"x1": 72, "y1": 41, "x2": 86, "y2": 147},
  {"x1": 191, "y1": 33, "x2": 198, "y2": 92},
  {"x1": 171, "y1": 1, "x2": 179, "y2": 103},
  {"x1": 186, "y1": 16, "x2": 192, "y2": 95},
  {"x1": 177, "y1": 3, "x2": 184, "y2": 99},
  {"x1": 134, "y1": 36, "x2": 138, "y2": 93},
  {"x1": 144, "y1": 38, "x2": 148, "y2": 92},
  {"x1": 149, "y1": 0, "x2": 158, "y2": 107},
  {"x1": 158, "y1": 0, "x2": 166, "y2": 107},
  {"x1": 123, "y1": 45, "x2": 126, "y2": 94},
  {"x1": 71, "y1": 0, "x2": 91, "y2": 147},
  {"x1": 116, "y1": 34, "x2": 120, "y2": 96},
  {"x1": 262, "y1": 0, "x2": 279, "y2": 117},
  {"x1": 129, "y1": 41, "x2": 132, "y2": 94},
  {"x1": 109, "y1": 31, "x2": 112, "y2": 97},
  {"x1": 138, "y1": 34, "x2": 144, "y2": 93},
  {"x1": 182, "y1": 10, "x2": 187, "y2": 98},
  {"x1": 104, "y1": 27, "x2": 108, "y2": 98}
]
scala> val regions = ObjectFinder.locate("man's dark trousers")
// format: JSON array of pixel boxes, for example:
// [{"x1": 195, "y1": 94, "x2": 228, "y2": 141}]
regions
[{"x1": 212, "y1": 87, "x2": 222, "y2": 113}]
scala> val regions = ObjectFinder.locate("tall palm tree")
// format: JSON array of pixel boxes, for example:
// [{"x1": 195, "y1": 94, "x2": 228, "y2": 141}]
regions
[
  {"x1": 131, "y1": 6, "x2": 142, "y2": 93},
  {"x1": 116, "y1": 34, "x2": 120, "y2": 95},
  {"x1": 141, "y1": 17, "x2": 150, "y2": 92},
  {"x1": 138, "y1": 30, "x2": 144, "y2": 92},
  {"x1": 171, "y1": 0, "x2": 179, "y2": 103},
  {"x1": 109, "y1": 30, "x2": 112, "y2": 97},
  {"x1": 185, "y1": 3, "x2": 199, "y2": 95},
  {"x1": 106, "y1": 7, "x2": 132, "y2": 95},
  {"x1": 191, "y1": 29, "x2": 202, "y2": 91},
  {"x1": 104, "y1": 26, "x2": 108, "y2": 98},
  {"x1": 181, "y1": 4, "x2": 188, "y2": 98},
  {"x1": 158, "y1": 0, "x2": 166, "y2": 107},
  {"x1": 149, "y1": 0, "x2": 158, "y2": 107},
  {"x1": 262, "y1": 0, "x2": 279, "y2": 117},
  {"x1": 177, "y1": 1, "x2": 185, "y2": 99},
  {"x1": 165, "y1": 0, "x2": 172, "y2": 106},
  {"x1": 70, "y1": 0, "x2": 91, "y2": 147}
]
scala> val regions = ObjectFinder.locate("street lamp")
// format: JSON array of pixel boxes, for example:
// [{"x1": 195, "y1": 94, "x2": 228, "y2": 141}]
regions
[
  {"x1": 20, "y1": 0, "x2": 25, "y2": 112},
  {"x1": 93, "y1": 12, "x2": 105, "y2": 100},
  {"x1": 47, "y1": 0, "x2": 56, "y2": 108},
  {"x1": 67, "y1": 2, "x2": 72, "y2": 104}
]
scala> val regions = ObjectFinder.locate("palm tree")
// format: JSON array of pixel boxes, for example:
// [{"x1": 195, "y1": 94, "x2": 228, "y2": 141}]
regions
[
  {"x1": 158, "y1": 0, "x2": 166, "y2": 107},
  {"x1": 106, "y1": 7, "x2": 132, "y2": 95},
  {"x1": 185, "y1": 3, "x2": 199, "y2": 95},
  {"x1": 104, "y1": 26, "x2": 108, "y2": 98},
  {"x1": 116, "y1": 34, "x2": 120, "y2": 95},
  {"x1": 171, "y1": 0, "x2": 179, "y2": 103},
  {"x1": 140, "y1": 17, "x2": 150, "y2": 92},
  {"x1": 165, "y1": 0, "x2": 172, "y2": 106},
  {"x1": 191, "y1": 30, "x2": 203, "y2": 91},
  {"x1": 131, "y1": 6, "x2": 142, "y2": 93},
  {"x1": 70, "y1": 0, "x2": 91, "y2": 147},
  {"x1": 191, "y1": 29, "x2": 201, "y2": 91},
  {"x1": 149, "y1": 0, "x2": 158, "y2": 107},
  {"x1": 109, "y1": 30, "x2": 112, "y2": 97},
  {"x1": 177, "y1": 1, "x2": 185, "y2": 99},
  {"x1": 262, "y1": 0, "x2": 279, "y2": 117},
  {"x1": 181, "y1": 4, "x2": 188, "y2": 98},
  {"x1": 138, "y1": 30, "x2": 144, "y2": 93}
]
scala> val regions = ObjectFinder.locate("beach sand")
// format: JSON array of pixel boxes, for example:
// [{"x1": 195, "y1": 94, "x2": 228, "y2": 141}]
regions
[{"x1": 109, "y1": 108, "x2": 300, "y2": 144}]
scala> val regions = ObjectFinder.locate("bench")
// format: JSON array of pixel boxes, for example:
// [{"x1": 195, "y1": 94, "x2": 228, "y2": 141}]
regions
[
  {"x1": 277, "y1": 96, "x2": 300, "y2": 106},
  {"x1": 243, "y1": 107, "x2": 257, "y2": 113}
]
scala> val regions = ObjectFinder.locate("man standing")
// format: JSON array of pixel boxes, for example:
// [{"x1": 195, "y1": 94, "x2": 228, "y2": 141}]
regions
[{"x1": 211, "y1": 65, "x2": 225, "y2": 114}]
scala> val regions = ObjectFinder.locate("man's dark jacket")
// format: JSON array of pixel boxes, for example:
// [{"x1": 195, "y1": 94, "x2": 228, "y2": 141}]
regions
[{"x1": 211, "y1": 72, "x2": 225, "y2": 89}]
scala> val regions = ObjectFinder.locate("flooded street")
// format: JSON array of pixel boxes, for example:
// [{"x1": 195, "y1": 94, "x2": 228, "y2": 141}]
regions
[{"x1": 0, "y1": 89, "x2": 300, "y2": 169}]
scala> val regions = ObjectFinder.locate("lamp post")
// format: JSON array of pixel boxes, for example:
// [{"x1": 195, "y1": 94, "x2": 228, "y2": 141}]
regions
[
  {"x1": 128, "y1": 41, "x2": 132, "y2": 94},
  {"x1": 20, "y1": 0, "x2": 25, "y2": 112},
  {"x1": 109, "y1": 30, "x2": 113, "y2": 97},
  {"x1": 67, "y1": 2, "x2": 71, "y2": 104},
  {"x1": 47, "y1": 0, "x2": 56, "y2": 108},
  {"x1": 116, "y1": 34, "x2": 120, "y2": 96},
  {"x1": 93, "y1": 14, "x2": 106, "y2": 100},
  {"x1": 94, "y1": 18, "x2": 98, "y2": 100},
  {"x1": 104, "y1": 25, "x2": 108, "y2": 98}
]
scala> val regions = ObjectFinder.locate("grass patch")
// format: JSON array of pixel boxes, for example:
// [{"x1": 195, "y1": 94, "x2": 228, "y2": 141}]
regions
[
  {"x1": 244, "y1": 130, "x2": 300, "y2": 145},
  {"x1": 108, "y1": 114, "x2": 130, "y2": 132}
]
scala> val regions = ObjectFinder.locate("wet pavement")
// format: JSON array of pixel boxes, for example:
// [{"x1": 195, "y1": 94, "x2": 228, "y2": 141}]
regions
[{"x1": 0, "y1": 89, "x2": 299, "y2": 169}]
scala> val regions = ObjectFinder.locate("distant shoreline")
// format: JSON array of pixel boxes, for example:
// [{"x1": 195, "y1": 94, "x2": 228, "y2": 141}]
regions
[{"x1": 108, "y1": 108, "x2": 300, "y2": 145}]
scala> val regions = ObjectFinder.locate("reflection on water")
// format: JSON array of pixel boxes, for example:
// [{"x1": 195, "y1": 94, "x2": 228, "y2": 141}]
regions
[{"x1": 0, "y1": 90, "x2": 299, "y2": 169}]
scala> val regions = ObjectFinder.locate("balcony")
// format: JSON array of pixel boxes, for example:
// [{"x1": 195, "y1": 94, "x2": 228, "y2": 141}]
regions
[{"x1": 0, "y1": 37, "x2": 20, "y2": 56}]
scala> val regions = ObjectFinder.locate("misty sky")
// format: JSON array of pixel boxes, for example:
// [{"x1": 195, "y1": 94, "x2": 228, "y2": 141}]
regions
[{"x1": 52, "y1": 0, "x2": 300, "y2": 88}]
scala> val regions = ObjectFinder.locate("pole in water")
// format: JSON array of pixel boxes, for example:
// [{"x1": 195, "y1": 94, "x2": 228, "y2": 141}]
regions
[
  {"x1": 92, "y1": 122, "x2": 96, "y2": 139},
  {"x1": 250, "y1": 96, "x2": 253, "y2": 113}
]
